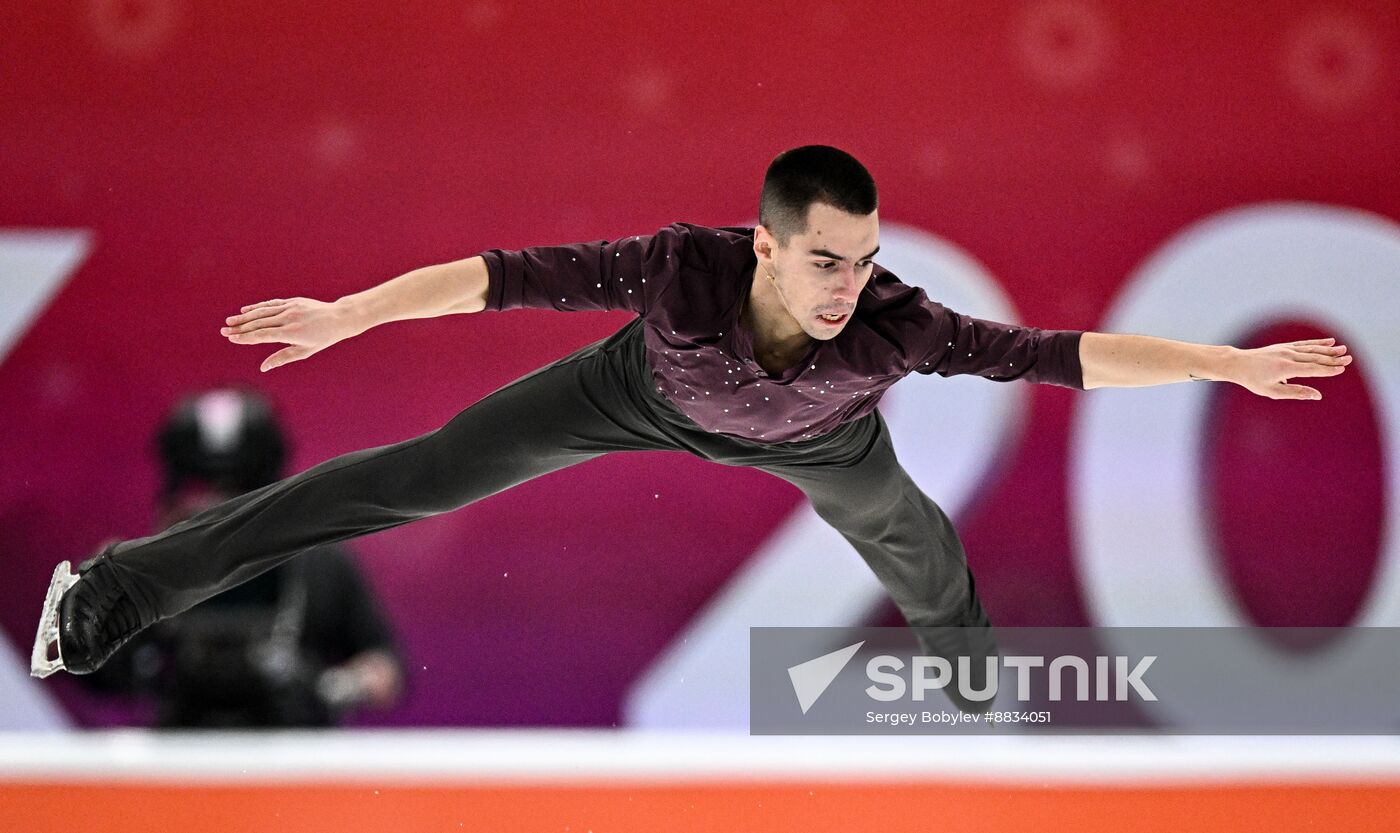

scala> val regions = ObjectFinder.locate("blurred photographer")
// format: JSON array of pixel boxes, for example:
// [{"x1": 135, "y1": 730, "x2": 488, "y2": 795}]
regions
[{"x1": 84, "y1": 388, "x2": 404, "y2": 728}]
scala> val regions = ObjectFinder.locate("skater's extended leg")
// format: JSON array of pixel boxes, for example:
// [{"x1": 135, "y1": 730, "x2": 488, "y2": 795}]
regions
[
  {"x1": 37, "y1": 330, "x2": 673, "y2": 674},
  {"x1": 756, "y1": 413, "x2": 990, "y2": 635},
  {"x1": 753, "y1": 412, "x2": 999, "y2": 713}
]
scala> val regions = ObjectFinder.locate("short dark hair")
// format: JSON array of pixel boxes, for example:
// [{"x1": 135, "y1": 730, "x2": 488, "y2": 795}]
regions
[{"x1": 758, "y1": 145, "x2": 878, "y2": 248}]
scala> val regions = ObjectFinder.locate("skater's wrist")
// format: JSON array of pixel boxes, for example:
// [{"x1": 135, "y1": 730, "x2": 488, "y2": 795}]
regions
[
  {"x1": 331, "y1": 295, "x2": 376, "y2": 337},
  {"x1": 1175, "y1": 341, "x2": 1238, "y2": 384},
  {"x1": 1211, "y1": 344, "x2": 1246, "y2": 384}
]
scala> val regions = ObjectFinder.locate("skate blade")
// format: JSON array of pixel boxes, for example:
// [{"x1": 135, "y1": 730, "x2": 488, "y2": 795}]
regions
[{"x1": 31, "y1": 561, "x2": 79, "y2": 678}]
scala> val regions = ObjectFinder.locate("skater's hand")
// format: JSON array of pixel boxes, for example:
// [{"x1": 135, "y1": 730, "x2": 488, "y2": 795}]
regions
[
  {"x1": 1228, "y1": 337, "x2": 1352, "y2": 401},
  {"x1": 220, "y1": 297, "x2": 361, "y2": 372}
]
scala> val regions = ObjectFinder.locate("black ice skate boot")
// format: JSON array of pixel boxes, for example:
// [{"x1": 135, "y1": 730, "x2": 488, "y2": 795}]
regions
[{"x1": 31, "y1": 549, "x2": 151, "y2": 677}]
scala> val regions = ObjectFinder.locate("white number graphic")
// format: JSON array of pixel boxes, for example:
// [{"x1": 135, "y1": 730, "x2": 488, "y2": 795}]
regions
[
  {"x1": 0, "y1": 228, "x2": 92, "y2": 730},
  {"x1": 1071, "y1": 204, "x2": 1400, "y2": 728}
]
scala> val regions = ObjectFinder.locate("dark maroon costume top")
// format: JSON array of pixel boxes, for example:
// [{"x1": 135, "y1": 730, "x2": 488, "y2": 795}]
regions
[{"x1": 481, "y1": 222, "x2": 1084, "y2": 443}]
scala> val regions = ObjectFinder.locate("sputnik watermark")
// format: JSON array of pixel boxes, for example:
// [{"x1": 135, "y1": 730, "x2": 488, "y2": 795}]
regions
[
  {"x1": 788, "y1": 641, "x2": 1156, "y2": 714},
  {"x1": 864, "y1": 653, "x2": 1157, "y2": 704},
  {"x1": 753, "y1": 627, "x2": 1400, "y2": 734}
]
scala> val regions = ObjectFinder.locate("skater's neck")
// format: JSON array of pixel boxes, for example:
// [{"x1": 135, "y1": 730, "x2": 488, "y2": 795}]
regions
[{"x1": 742, "y1": 263, "x2": 813, "y2": 372}]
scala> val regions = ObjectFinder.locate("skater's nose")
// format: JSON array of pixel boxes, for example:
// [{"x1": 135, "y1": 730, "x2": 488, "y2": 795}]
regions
[{"x1": 832, "y1": 268, "x2": 861, "y2": 303}]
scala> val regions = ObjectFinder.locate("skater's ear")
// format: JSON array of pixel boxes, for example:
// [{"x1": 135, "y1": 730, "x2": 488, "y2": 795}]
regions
[{"x1": 754, "y1": 226, "x2": 780, "y2": 270}]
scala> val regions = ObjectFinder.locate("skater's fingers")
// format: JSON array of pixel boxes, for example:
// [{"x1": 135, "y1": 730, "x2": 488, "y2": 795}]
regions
[
  {"x1": 1271, "y1": 383, "x2": 1322, "y2": 401},
  {"x1": 239, "y1": 299, "x2": 288, "y2": 313},
  {"x1": 226, "y1": 327, "x2": 286, "y2": 345},
  {"x1": 221, "y1": 312, "x2": 286, "y2": 336},
  {"x1": 1288, "y1": 349, "x2": 1352, "y2": 367},
  {"x1": 1291, "y1": 338, "x2": 1335, "y2": 346},
  {"x1": 1290, "y1": 344, "x2": 1347, "y2": 356},
  {"x1": 224, "y1": 304, "x2": 286, "y2": 327},
  {"x1": 1288, "y1": 360, "x2": 1349, "y2": 378},
  {"x1": 261, "y1": 345, "x2": 314, "y2": 372},
  {"x1": 217, "y1": 313, "x2": 282, "y2": 336}
]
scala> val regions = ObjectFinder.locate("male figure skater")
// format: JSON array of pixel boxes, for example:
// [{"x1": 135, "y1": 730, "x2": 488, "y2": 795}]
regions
[{"x1": 33, "y1": 146, "x2": 1351, "y2": 699}]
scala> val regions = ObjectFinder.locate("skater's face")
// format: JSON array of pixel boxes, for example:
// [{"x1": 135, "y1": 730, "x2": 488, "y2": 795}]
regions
[{"x1": 756, "y1": 201, "x2": 879, "y2": 340}]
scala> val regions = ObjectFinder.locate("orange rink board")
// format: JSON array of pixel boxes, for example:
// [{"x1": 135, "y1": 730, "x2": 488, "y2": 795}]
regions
[
  {"x1": 4, "y1": 732, "x2": 1400, "y2": 832},
  {"x1": 5, "y1": 781, "x2": 1400, "y2": 833}
]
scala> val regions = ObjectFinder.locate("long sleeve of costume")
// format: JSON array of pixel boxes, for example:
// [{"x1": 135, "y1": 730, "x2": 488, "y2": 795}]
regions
[
  {"x1": 866, "y1": 269, "x2": 1084, "y2": 389},
  {"x1": 911, "y1": 298, "x2": 1084, "y2": 388},
  {"x1": 478, "y1": 223, "x2": 689, "y2": 314}
]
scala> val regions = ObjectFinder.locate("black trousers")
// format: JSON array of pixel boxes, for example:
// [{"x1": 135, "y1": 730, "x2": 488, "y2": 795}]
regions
[{"x1": 106, "y1": 317, "x2": 992, "y2": 655}]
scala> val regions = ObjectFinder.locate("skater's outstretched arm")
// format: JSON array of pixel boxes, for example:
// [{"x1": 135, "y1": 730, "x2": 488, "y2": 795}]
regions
[
  {"x1": 220, "y1": 224, "x2": 691, "y2": 372},
  {"x1": 1078, "y1": 333, "x2": 1352, "y2": 399},
  {"x1": 883, "y1": 272, "x2": 1352, "y2": 400},
  {"x1": 221, "y1": 256, "x2": 492, "y2": 372}
]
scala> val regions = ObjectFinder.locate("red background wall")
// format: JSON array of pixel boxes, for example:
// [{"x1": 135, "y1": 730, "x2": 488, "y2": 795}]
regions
[{"x1": 2, "y1": 0, "x2": 1395, "y2": 726}]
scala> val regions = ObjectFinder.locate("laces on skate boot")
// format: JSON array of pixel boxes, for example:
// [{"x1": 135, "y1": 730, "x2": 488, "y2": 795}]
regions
[{"x1": 30, "y1": 561, "x2": 80, "y2": 678}]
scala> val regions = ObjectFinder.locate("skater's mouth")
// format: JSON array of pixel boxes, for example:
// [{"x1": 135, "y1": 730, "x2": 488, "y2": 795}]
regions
[{"x1": 815, "y1": 311, "x2": 849, "y2": 327}]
